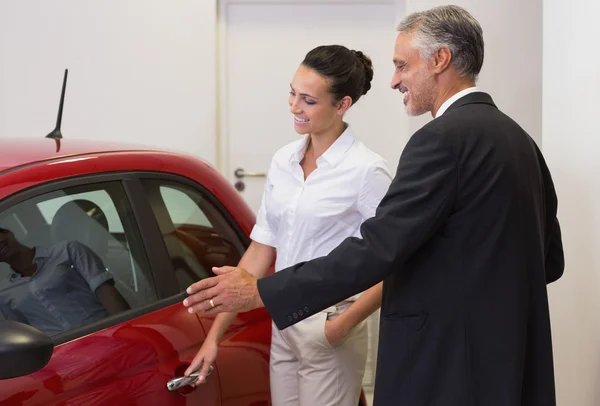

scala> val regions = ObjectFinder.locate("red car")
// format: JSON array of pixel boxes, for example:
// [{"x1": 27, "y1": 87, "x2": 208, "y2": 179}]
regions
[{"x1": 0, "y1": 137, "x2": 368, "y2": 406}]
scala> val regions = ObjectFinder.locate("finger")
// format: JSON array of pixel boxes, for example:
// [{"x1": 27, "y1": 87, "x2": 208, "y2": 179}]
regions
[
  {"x1": 203, "y1": 304, "x2": 225, "y2": 315},
  {"x1": 186, "y1": 295, "x2": 224, "y2": 315},
  {"x1": 188, "y1": 294, "x2": 230, "y2": 314},
  {"x1": 184, "y1": 365, "x2": 194, "y2": 376},
  {"x1": 185, "y1": 356, "x2": 203, "y2": 377},
  {"x1": 183, "y1": 285, "x2": 220, "y2": 309},
  {"x1": 198, "y1": 361, "x2": 212, "y2": 383},
  {"x1": 212, "y1": 266, "x2": 236, "y2": 275},
  {"x1": 186, "y1": 276, "x2": 219, "y2": 295}
]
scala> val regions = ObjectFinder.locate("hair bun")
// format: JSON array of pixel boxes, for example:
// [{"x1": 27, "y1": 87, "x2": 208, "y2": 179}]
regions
[{"x1": 352, "y1": 50, "x2": 374, "y2": 96}]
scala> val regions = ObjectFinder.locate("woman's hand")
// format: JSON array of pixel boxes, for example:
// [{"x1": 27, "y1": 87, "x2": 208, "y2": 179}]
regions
[
  {"x1": 185, "y1": 339, "x2": 219, "y2": 385},
  {"x1": 324, "y1": 318, "x2": 350, "y2": 348}
]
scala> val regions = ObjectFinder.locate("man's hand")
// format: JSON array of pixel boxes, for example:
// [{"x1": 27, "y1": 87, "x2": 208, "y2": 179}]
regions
[{"x1": 183, "y1": 266, "x2": 264, "y2": 315}]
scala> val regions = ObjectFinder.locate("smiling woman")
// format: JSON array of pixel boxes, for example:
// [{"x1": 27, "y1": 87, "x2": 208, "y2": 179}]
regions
[
  {"x1": 185, "y1": 44, "x2": 391, "y2": 406},
  {"x1": 289, "y1": 45, "x2": 374, "y2": 141}
]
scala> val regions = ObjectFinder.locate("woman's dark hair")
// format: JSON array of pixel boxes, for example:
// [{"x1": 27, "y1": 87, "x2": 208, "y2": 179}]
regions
[{"x1": 301, "y1": 45, "x2": 374, "y2": 105}]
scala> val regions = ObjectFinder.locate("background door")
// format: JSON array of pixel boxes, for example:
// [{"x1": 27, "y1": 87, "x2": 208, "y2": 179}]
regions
[
  {"x1": 218, "y1": 0, "x2": 407, "y2": 213},
  {"x1": 218, "y1": 0, "x2": 406, "y2": 389}
]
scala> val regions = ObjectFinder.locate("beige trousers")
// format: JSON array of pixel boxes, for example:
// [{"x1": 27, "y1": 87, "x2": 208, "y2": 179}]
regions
[{"x1": 269, "y1": 304, "x2": 368, "y2": 406}]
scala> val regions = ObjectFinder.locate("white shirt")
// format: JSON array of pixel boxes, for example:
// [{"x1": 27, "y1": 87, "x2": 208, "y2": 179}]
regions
[
  {"x1": 435, "y1": 87, "x2": 479, "y2": 117},
  {"x1": 250, "y1": 125, "x2": 392, "y2": 301}
]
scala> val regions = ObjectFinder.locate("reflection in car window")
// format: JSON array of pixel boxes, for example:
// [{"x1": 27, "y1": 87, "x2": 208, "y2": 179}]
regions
[
  {"x1": 143, "y1": 180, "x2": 244, "y2": 293},
  {"x1": 0, "y1": 182, "x2": 156, "y2": 337},
  {"x1": 160, "y1": 186, "x2": 212, "y2": 227},
  {"x1": 38, "y1": 190, "x2": 124, "y2": 233}
]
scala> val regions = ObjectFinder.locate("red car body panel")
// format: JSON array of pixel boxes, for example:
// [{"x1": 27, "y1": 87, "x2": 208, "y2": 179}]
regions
[
  {"x1": 0, "y1": 138, "x2": 368, "y2": 406},
  {"x1": 0, "y1": 138, "x2": 272, "y2": 405}
]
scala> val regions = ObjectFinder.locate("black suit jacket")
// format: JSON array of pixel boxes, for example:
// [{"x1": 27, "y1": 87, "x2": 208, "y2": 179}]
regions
[{"x1": 257, "y1": 92, "x2": 564, "y2": 406}]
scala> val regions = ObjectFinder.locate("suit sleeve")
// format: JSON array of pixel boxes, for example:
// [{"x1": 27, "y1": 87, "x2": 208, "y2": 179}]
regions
[
  {"x1": 257, "y1": 128, "x2": 458, "y2": 329},
  {"x1": 545, "y1": 218, "x2": 564, "y2": 283},
  {"x1": 532, "y1": 141, "x2": 565, "y2": 283},
  {"x1": 534, "y1": 143, "x2": 564, "y2": 284}
]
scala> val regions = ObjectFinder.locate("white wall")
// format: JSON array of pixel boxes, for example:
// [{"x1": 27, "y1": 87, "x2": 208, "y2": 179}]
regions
[
  {"x1": 0, "y1": 0, "x2": 541, "y2": 165},
  {"x1": 544, "y1": 0, "x2": 600, "y2": 404},
  {"x1": 0, "y1": 0, "x2": 217, "y2": 164},
  {"x1": 403, "y1": 0, "x2": 543, "y2": 146}
]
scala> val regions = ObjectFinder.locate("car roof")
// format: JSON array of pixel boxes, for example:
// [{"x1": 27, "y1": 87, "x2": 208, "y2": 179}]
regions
[{"x1": 0, "y1": 137, "x2": 161, "y2": 173}]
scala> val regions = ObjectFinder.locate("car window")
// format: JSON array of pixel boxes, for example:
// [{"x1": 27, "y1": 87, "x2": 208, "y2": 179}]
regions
[
  {"x1": 0, "y1": 182, "x2": 156, "y2": 337},
  {"x1": 142, "y1": 180, "x2": 244, "y2": 293}
]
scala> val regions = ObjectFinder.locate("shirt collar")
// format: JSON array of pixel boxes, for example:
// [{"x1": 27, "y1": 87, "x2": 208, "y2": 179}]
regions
[
  {"x1": 435, "y1": 87, "x2": 480, "y2": 118},
  {"x1": 290, "y1": 124, "x2": 355, "y2": 167},
  {"x1": 33, "y1": 246, "x2": 49, "y2": 260},
  {"x1": 7, "y1": 246, "x2": 48, "y2": 282}
]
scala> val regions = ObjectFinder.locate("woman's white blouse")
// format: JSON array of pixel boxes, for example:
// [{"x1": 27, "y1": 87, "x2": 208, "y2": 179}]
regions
[{"x1": 250, "y1": 126, "x2": 392, "y2": 301}]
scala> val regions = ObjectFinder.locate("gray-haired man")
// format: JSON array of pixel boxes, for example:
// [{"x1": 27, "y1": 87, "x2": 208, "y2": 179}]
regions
[{"x1": 183, "y1": 6, "x2": 564, "y2": 405}]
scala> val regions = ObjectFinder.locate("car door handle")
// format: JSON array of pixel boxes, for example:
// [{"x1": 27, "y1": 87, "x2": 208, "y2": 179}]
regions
[{"x1": 166, "y1": 365, "x2": 214, "y2": 392}]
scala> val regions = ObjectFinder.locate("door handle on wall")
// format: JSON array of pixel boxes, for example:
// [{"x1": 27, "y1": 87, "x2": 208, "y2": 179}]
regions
[{"x1": 234, "y1": 168, "x2": 266, "y2": 179}]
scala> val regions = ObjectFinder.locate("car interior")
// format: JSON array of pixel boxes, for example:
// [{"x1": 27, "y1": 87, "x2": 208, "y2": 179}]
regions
[
  {"x1": 0, "y1": 180, "x2": 245, "y2": 330},
  {"x1": 0, "y1": 188, "x2": 156, "y2": 325}
]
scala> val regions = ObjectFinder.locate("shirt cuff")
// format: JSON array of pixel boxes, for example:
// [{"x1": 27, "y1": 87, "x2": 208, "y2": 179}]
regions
[
  {"x1": 88, "y1": 271, "x2": 114, "y2": 293},
  {"x1": 250, "y1": 225, "x2": 276, "y2": 247}
]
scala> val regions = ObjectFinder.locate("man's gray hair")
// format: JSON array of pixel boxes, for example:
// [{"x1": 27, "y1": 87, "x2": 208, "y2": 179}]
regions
[{"x1": 397, "y1": 5, "x2": 484, "y2": 81}]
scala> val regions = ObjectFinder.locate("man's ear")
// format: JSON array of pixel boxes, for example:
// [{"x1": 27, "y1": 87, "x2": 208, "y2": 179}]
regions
[
  {"x1": 432, "y1": 46, "x2": 452, "y2": 74},
  {"x1": 336, "y1": 96, "x2": 353, "y2": 115}
]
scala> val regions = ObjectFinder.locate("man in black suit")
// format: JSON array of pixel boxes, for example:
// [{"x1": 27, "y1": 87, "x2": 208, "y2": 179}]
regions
[{"x1": 183, "y1": 5, "x2": 564, "y2": 405}]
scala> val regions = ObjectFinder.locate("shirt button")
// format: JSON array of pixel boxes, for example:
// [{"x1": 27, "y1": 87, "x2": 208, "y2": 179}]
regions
[
  {"x1": 288, "y1": 315, "x2": 293, "y2": 322},
  {"x1": 298, "y1": 310, "x2": 304, "y2": 316},
  {"x1": 293, "y1": 313, "x2": 298, "y2": 319},
  {"x1": 304, "y1": 306, "x2": 309, "y2": 313}
]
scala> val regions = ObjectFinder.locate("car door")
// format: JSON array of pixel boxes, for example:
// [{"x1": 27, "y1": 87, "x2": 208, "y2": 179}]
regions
[
  {"x1": 0, "y1": 175, "x2": 220, "y2": 405},
  {"x1": 137, "y1": 174, "x2": 272, "y2": 406}
]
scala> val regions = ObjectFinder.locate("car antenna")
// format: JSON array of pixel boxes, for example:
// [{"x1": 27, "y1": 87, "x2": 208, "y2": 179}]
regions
[{"x1": 46, "y1": 68, "x2": 68, "y2": 141}]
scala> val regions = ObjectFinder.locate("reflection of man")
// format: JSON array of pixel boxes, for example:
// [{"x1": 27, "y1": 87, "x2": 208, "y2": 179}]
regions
[
  {"x1": 182, "y1": 5, "x2": 564, "y2": 406},
  {"x1": 0, "y1": 227, "x2": 129, "y2": 336}
]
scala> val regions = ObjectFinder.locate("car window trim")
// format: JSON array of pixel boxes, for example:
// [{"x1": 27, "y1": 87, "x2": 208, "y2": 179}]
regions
[
  {"x1": 52, "y1": 292, "x2": 189, "y2": 346},
  {"x1": 122, "y1": 178, "x2": 180, "y2": 298}
]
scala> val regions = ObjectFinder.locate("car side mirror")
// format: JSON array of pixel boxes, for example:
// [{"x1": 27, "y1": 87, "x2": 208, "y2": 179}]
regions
[{"x1": 0, "y1": 321, "x2": 54, "y2": 379}]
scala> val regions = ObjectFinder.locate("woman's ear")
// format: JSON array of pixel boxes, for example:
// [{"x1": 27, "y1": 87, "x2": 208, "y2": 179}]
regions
[{"x1": 336, "y1": 96, "x2": 353, "y2": 115}]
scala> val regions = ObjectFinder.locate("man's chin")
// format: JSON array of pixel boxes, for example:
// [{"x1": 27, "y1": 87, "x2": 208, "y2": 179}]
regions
[
  {"x1": 404, "y1": 106, "x2": 428, "y2": 117},
  {"x1": 403, "y1": 100, "x2": 432, "y2": 117}
]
